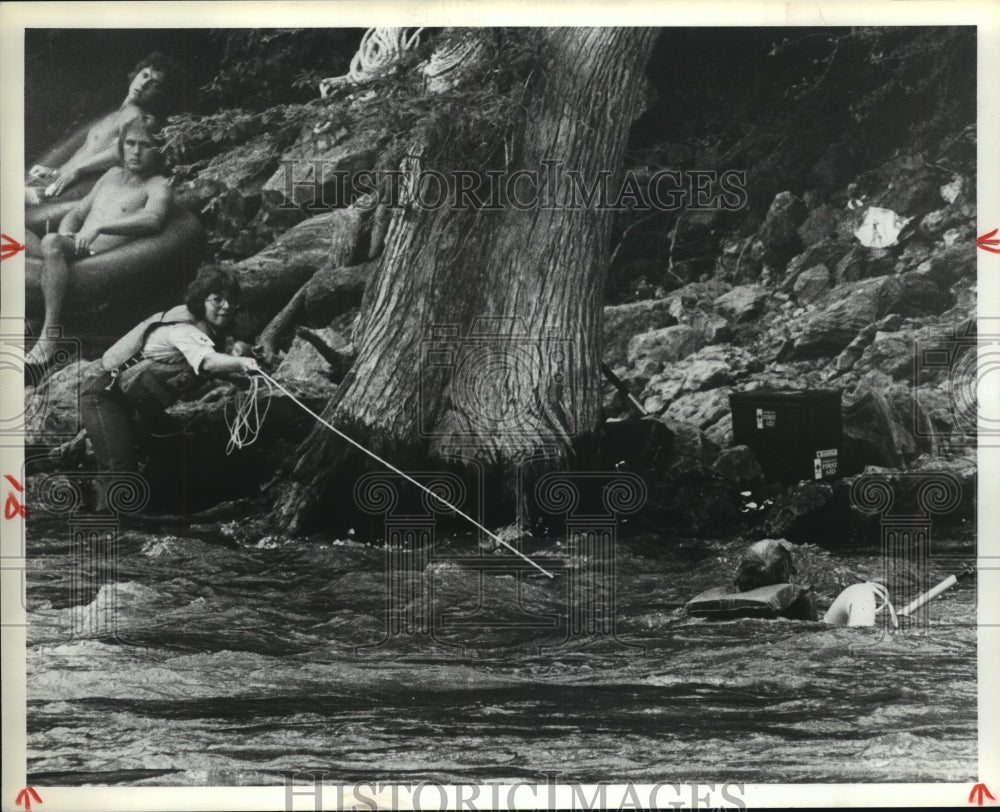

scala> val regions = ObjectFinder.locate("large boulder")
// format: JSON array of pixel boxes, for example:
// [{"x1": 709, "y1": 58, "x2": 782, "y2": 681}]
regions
[
  {"x1": 840, "y1": 373, "x2": 943, "y2": 471},
  {"x1": 260, "y1": 119, "x2": 386, "y2": 215},
  {"x1": 756, "y1": 191, "x2": 807, "y2": 265},
  {"x1": 664, "y1": 387, "x2": 731, "y2": 431},
  {"x1": 792, "y1": 274, "x2": 951, "y2": 359},
  {"x1": 24, "y1": 360, "x2": 96, "y2": 447},
  {"x1": 918, "y1": 243, "x2": 977, "y2": 289},
  {"x1": 872, "y1": 167, "x2": 944, "y2": 217},
  {"x1": 602, "y1": 299, "x2": 679, "y2": 366},
  {"x1": 626, "y1": 324, "x2": 702, "y2": 369},
  {"x1": 780, "y1": 238, "x2": 852, "y2": 290},
  {"x1": 792, "y1": 264, "x2": 832, "y2": 305},
  {"x1": 834, "y1": 245, "x2": 896, "y2": 285},
  {"x1": 796, "y1": 204, "x2": 844, "y2": 246},
  {"x1": 713, "y1": 284, "x2": 769, "y2": 323},
  {"x1": 712, "y1": 444, "x2": 764, "y2": 487},
  {"x1": 762, "y1": 481, "x2": 848, "y2": 543}
]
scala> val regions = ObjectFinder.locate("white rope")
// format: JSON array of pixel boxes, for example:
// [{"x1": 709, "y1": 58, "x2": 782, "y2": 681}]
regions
[
  {"x1": 350, "y1": 27, "x2": 424, "y2": 82},
  {"x1": 225, "y1": 375, "x2": 273, "y2": 455},
  {"x1": 320, "y1": 27, "x2": 424, "y2": 96},
  {"x1": 256, "y1": 370, "x2": 554, "y2": 578},
  {"x1": 868, "y1": 581, "x2": 899, "y2": 628}
]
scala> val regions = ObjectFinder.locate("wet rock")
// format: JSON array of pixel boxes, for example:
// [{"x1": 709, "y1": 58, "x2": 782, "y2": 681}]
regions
[
  {"x1": 627, "y1": 325, "x2": 701, "y2": 368},
  {"x1": 603, "y1": 299, "x2": 679, "y2": 366},
  {"x1": 792, "y1": 264, "x2": 831, "y2": 305},
  {"x1": 713, "y1": 284, "x2": 769, "y2": 323},
  {"x1": 712, "y1": 444, "x2": 764, "y2": 487},
  {"x1": 762, "y1": 481, "x2": 848, "y2": 543}
]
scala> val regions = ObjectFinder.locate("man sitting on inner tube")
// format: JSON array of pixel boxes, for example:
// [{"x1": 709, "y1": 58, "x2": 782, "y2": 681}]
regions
[
  {"x1": 25, "y1": 114, "x2": 172, "y2": 369},
  {"x1": 25, "y1": 51, "x2": 177, "y2": 210}
]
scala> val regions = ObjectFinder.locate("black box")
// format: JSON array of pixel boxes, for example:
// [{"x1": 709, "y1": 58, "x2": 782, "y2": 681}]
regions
[{"x1": 729, "y1": 390, "x2": 842, "y2": 482}]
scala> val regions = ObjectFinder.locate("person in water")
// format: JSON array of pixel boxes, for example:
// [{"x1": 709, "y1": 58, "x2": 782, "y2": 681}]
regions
[
  {"x1": 25, "y1": 51, "x2": 177, "y2": 206},
  {"x1": 25, "y1": 115, "x2": 173, "y2": 368},
  {"x1": 80, "y1": 267, "x2": 259, "y2": 509}
]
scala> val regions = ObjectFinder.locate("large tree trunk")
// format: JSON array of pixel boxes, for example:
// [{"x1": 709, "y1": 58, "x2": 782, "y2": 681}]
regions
[{"x1": 271, "y1": 28, "x2": 658, "y2": 532}]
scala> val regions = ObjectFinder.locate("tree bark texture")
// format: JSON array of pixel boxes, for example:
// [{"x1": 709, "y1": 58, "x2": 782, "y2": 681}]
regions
[{"x1": 272, "y1": 28, "x2": 658, "y2": 532}]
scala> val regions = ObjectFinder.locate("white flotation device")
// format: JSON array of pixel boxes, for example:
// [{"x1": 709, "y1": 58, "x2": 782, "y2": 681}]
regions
[{"x1": 823, "y1": 581, "x2": 898, "y2": 628}]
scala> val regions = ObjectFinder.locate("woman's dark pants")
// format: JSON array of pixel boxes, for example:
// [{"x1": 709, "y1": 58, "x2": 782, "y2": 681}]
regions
[{"x1": 80, "y1": 370, "x2": 138, "y2": 509}]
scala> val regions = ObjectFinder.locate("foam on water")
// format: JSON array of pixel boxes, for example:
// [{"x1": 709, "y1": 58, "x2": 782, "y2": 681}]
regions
[{"x1": 25, "y1": 529, "x2": 977, "y2": 784}]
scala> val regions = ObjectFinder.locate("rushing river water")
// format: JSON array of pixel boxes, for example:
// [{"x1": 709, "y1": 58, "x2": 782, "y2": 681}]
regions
[{"x1": 25, "y1": 515, "x2": 977, "y2": 786}]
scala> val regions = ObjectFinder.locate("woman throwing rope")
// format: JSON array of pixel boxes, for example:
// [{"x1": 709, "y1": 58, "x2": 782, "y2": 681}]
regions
[{"x1": 81, "y1": 267, "x2": 259, "y2": 508}]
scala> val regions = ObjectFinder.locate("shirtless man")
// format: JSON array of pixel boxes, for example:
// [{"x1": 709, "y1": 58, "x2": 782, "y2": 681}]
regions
[
  {"x1": 26, "y1": 115, "x2": 172, "y2": 367},
  {"x1": 26, "y1": 52, "x2": 176, "y2": 206}
]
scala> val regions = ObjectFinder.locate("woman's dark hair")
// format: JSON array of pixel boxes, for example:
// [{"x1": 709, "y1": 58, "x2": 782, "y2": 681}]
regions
[
  {"x1": 128, "y1": 51, "x2": 180, "y2": 115},
  {"x1": 185, "y1": 267, "x2": 241, "y2": 320}
]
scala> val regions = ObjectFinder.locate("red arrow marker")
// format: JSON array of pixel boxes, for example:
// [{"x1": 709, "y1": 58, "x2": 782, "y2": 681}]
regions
[
  {"x1": 15, "y1": 787, "x2": 42, "y2": 811},
  {"x1": 978, "y1": 228, "x2": 1000, "y2": 254},
  {"x1": 1, "y1": 233, "x2": 27, "y2": 262},
  {"x1": 970, "y1": 783, "x2": 996, "y2": 806}
]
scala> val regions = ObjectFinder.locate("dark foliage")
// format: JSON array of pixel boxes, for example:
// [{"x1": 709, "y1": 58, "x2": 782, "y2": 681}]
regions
[{"x1": 198, "y1": 29, "x2": 365, "y2": 110}]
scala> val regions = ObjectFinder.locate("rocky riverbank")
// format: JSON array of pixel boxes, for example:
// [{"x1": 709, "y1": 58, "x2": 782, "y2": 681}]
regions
[{"x1": 25, "y1": 29, "x2": 978, "y2": 540}]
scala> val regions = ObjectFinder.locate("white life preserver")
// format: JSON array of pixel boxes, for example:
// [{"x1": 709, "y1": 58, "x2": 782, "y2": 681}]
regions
[{"x1": 823, "y1": 582, "x2": 898, "y2": 628}]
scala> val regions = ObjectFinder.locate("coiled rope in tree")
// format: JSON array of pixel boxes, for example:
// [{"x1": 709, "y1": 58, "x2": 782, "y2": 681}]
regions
[
  {"x1": 319, "y1": 27, "x2": 424, "y2": 97},
  {"x1": 423, "y1": 34, "x2": 487, "y2": 92}
]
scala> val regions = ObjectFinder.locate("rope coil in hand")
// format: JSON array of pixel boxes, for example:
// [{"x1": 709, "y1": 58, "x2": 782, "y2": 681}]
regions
[{"x1": 224, "y1": 374, "x2": 274, "y2": 455}]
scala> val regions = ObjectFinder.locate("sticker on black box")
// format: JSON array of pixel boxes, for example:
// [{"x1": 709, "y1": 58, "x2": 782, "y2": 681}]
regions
[
  {"x1": 755, "y1": 408, "x2": 777, "y2": 429},
  {"x1": 813, "y1": 448, "x2": 838, "y2": 479}
]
